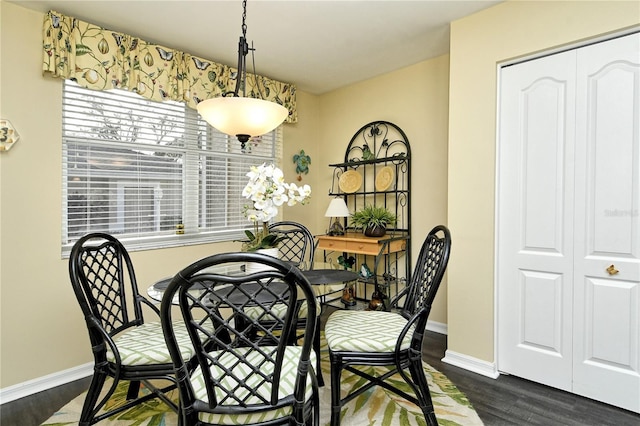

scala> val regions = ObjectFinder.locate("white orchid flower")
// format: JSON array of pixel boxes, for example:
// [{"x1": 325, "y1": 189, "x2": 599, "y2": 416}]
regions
[
  {"x1": 300, "y1": 184, "x2": 311, "y2": 196},
  {"x1": 272, "y1": 191, "x2": 289, "y2": 206},
  {"x1": 242, "y1": 162, "x2": 312, "y2": 251}
]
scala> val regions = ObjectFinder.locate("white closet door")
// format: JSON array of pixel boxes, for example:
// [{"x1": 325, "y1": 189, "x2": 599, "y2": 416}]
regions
[
  {"x1": 497, "y1": 50, "x2": 577, "y2": 391},
  {"x1": 572, "y1": 32, "x2": 640, "y2": 412},
  {"x1": 498, "y1": 32, "x2": 640, "y2": 413}
]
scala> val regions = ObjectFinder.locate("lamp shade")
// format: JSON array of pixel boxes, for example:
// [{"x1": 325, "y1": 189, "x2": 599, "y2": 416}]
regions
[
  {"x1": 324, "y1": 198, "x2": 350, "y2": 217},
  {"x1": 197, "y1": 96, "x2": 288, "y2": 139}
]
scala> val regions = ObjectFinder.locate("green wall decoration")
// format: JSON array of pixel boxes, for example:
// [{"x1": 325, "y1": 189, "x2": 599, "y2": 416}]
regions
[{"x1": 293, "y1": 149, "x2": 311, "y2": 180}]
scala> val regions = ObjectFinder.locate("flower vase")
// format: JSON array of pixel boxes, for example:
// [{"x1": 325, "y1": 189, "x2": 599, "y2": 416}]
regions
[{"x1": 246, "y1": 247, "x2": 280, "y2": 274}]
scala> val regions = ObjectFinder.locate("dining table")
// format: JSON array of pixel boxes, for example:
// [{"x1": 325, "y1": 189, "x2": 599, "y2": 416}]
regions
[
  {"x1": 147, "y1": 262, "x2": 359, "y2": 308},
  {"x1": 147, "y1": 260, "x2": 360, "y2": 389}
]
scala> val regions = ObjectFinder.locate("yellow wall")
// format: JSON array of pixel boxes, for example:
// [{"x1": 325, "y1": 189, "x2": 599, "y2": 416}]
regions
[
  {"x1": 447, "y1": 1, "x2": 639, "y2": 362},
  {"x1": 280, "y1": 90, "x2": 323, "y2": 234},
  {"x1": 318, "y1": 57, "x2": 451, "y2": 324},
  {"x1": 0, "y1": 0, "x2": 450, "y2": 389},
  {"x1": 0, "y1": 2, "x2": 320, "y2": 388}
]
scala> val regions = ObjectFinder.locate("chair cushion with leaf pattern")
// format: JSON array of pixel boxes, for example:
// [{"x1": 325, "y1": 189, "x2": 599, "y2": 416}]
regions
[
  {"x1": 108, "y1": 320, "x2": 197, "y2": 366},
  {"x1": 243, "y1": 298, "x2": 322, "y2": 322},
  {"x1": 192, "y1": 346, "x2": 316, "y2": 425},
  {"x1": 325, "y1": 310, "x2": 414, "y2": 353}
]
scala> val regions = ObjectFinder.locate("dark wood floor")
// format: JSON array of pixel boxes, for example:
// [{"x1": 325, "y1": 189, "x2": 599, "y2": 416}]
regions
[
  {"x1": 0, "y1": 375, "x2": 91, "y2": 426},
  {"x1": 421, "y1": 331, "x2": 639, "y2": 426},
  {"x1": 1, "y1": 329, "x2": 638, "y2": 426}
]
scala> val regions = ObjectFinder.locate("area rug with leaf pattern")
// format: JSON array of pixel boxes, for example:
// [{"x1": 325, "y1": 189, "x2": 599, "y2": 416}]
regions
[{"x1": 43, "y1": 334, "x2": 483, "y2": 426}]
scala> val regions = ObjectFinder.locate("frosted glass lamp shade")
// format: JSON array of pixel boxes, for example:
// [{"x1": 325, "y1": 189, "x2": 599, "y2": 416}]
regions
[{"x1": 197, "y1": 96, "x2": 288, "y2": 141}]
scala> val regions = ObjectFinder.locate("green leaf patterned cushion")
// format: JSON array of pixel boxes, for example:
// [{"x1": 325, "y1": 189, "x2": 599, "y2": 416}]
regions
[
  {"x1": 107, "y1": 320, "x2": 196, "y2": 366},
  {"x1": 244, "y1": 298, "x2": 322, "y2": 321},
  {"x1": 297, "y1": 298, "x2": 322, "y2": 319},
  {"x1": 191, "y1": 346, "x2": 316, "y2": 425},
  {"x1": 325, "y1": 310, "x2": 414, "y2": 353}
]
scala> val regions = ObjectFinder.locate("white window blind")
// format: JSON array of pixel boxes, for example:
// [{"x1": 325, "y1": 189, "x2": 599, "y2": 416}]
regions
[{"x1": 62, "y1": 80, "x2": 281, "y2": 255}]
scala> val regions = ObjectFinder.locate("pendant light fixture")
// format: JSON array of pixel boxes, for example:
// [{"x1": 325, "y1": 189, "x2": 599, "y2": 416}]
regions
[{"x1": 196, "y1": 0, "x2": 288, "y2": 149}]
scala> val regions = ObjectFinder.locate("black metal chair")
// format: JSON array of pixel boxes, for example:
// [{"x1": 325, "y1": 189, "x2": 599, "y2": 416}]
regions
[
  {"x1": 268, "y1": 221, "x2": 316, "y2": 269},
  {"x1": 160, "y1": 252, "x2": 319, "y2": 426},
  {"x1": 324, "y1": 225, "x2": 452, "y2": 426},
  {"x1": 267, "y1": 221, "x2": 326, "y2": 385},
  {"x1": 269, "y1": 221, "x2": 351, "y2": 306},
  {"x1": 68, "y1": 233, "x2": 197, "y2": 425}
]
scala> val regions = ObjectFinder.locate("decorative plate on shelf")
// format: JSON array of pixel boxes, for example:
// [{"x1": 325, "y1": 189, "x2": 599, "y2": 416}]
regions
[
  {"x1": 375, "y1": 166, "x2": 394, "y2": 191},
  {"x1": 339, "y1": 170, "x2": 362, "y2": 193}
]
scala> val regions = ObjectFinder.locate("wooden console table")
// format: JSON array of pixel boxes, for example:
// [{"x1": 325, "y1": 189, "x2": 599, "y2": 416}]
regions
[
  {"x1": 316, "y1": 232, "x2": 407, "y2": 257},
  {"x1": 316, "y1": 231, "x2": 409, "y2": 309}
]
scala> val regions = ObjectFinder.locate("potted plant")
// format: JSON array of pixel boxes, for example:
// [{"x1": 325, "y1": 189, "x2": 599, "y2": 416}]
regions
[
  {"x1": 241, "y1": 163, "x2": 311, "y2": 253},
  {"x1": 350, "y1": 204, "x2": 397, "y2": 237},
  {"x1": 241, "y1": 222, "x2": 289, "y2": 253}
]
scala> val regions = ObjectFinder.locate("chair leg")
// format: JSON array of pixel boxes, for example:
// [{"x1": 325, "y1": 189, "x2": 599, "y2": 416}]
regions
[
  {"x1": 313, "y1": 389, "x2": 320, "y2": 426},
  {"x1": 329, "y1": 352, "x2": 343, "y2": 426},
  {"x1": 425, "y1": 412, "x2": 438, "y2": 426},
  {"x1": 408, "y1": 357, "x2": 437, "y2": 426},
  {"x1": 126, "y1": 380, "x2": 141, "y2": 400},
  {"x1": 79, "y1": 371, "x2": 108, "y2": 426},
  {"x1": 313, "y1": 320, "x2": 324, "y2": 387},
  {"x1": 312, "y1": 360, "x2": 320, "y2": 426}
]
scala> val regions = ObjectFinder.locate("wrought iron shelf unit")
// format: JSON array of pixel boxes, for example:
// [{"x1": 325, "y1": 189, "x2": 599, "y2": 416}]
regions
[{"x1": 321, "y1": 121, "x2": 411, "y2": 310}]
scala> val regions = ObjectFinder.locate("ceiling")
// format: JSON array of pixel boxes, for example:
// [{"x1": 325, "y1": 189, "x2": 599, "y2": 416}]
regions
[{"x1": 10, "y1": 0, "x2": 502, "y2": 94}]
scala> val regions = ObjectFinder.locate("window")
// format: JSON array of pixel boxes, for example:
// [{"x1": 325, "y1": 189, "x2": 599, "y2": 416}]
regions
[{"x1": 62, "y1": 80, "x2": 281, "y2": 255}]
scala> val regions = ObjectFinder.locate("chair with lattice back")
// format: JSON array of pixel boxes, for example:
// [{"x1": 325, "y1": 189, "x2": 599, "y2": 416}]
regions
[
  {"x1": 160, "y1": 252, "x2": 319, "y2": 426},
  {"x1": 268, "y1": 221, "x2": 316, "y2": 269},
  {"x1": 68, "y1": 232, "x2": 197, "y2": 425},
  {"x1": 267, "y1": 221, "x2": 327, "y2": 385},
  {"x1": 324, "y1": 225, "x2": 452, "y2": 426}
]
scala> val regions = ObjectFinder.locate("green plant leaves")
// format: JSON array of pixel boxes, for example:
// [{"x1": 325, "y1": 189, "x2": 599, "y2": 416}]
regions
[{"x1": 350, "y1": 205, "x2": 397, "y2": 229}]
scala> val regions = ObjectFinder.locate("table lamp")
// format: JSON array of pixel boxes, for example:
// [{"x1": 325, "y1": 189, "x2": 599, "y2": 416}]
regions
[{"x1": 325, "y1": 198, "x2": 350, "y2": 236}]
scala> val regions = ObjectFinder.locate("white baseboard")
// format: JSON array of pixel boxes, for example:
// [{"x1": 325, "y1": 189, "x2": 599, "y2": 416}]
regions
[
  {"x1": 426, "y1": 320, "x2": 448, "y2": 335},
  {"x1": 0, "y1": 362, "x2": 93, "y2": 404},
  {"x1": 442, "y1": 349, "x2": 500, "y2": 379}
]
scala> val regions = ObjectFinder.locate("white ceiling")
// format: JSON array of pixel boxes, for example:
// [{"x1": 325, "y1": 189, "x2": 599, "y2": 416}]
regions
[{"x1": 10, "y1": 0, "x2": 502, "y2": 94}]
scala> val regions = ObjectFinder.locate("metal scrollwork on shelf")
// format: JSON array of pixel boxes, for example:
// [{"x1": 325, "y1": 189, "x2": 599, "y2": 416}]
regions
[{"x1": 344, "y1": 121, "x2": 410, "y2": 164}]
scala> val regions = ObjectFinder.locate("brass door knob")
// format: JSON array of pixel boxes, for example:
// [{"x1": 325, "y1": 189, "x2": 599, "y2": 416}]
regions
[{"x1": 606, "y1": 264, "x2": 619, "y2": 275}]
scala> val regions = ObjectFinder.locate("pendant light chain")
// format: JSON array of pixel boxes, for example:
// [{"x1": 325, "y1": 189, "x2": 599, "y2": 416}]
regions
[
  {"x1": 241, "y1": 0, "x2": 247, "y2": 38},
  {"x1": 238, "y1": 0, "x2": 248, "y2": 97},
  {"x1": 243, "y1": 0, "x2": 267, "y2": 102},
  {"x1": 195, "y1": 0, "x2": 288, "y2": 145}
]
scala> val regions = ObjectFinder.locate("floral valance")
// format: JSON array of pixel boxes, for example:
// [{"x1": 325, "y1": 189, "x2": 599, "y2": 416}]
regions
[{"x1": 42, "y1": 10, "x2": 297, "y2": 123}]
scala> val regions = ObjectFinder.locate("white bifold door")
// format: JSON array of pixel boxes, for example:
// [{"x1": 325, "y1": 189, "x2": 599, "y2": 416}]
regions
[{"x1": 497, "y1": 32, "x2": 639, "y2": 413}]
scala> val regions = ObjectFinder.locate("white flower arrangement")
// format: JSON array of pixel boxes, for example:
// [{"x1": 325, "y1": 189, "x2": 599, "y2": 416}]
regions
[{"x1": 241, "y1": 163, "x2": 311, "y2": 251}]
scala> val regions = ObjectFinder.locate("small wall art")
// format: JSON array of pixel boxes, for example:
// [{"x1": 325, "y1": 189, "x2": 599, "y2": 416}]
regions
[
  {"x1": 0, "y1": 119, "x2": 20, "y2": 152},
  {"x1": 293, "y1": 149, "x2": 311, "y2": 180}
]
